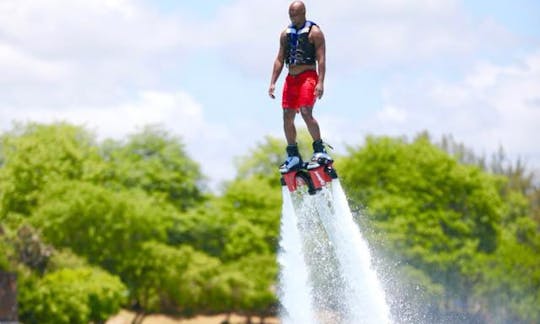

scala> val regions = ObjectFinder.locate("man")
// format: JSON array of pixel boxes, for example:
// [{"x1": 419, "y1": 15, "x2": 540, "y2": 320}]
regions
[{"x1": 268, "y1": 1, "x2": 332, "y2": 174}]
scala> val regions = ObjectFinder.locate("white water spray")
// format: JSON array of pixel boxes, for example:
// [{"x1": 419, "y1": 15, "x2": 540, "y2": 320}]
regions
[
  {"x1": 278, "y1": 180, "x2": 392, "y2": 324},
  {"x1": 278, "y1": 186, "x2": 317, "y2": 323}
]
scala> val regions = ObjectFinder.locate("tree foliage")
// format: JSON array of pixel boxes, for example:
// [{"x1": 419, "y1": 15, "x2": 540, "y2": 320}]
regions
[
  {"x1": 19, "y1": 267, "x2": 126, "y2": 324},
  {"x1": 340, "y1": 134, "x2": 540, "y2": 322},
  {"x1": 31, "y1": 180, "x2": 176, "y2": 275},
  {"x1": 0, "y1": 123, "x2": 103, "y2": 216},
  {"x1": 101, "y1": 125, "x2": 204, "y2": 211},
  {"x1": 1, "y1": 122, "x2": 538, "y2": 322},
  {"x1": 122, "y1": 241, "x2": 221, "y2": 314}
]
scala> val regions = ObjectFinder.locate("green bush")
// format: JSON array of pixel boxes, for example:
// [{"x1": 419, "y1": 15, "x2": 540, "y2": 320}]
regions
[
  {"x1": 124, "y1": 241, "x2": 221, "y2": 314},
  {"x1": 19, "y1": 267, "x2": 127, "y2": 324},
  {"x1": 45, "y1": 248, "x2": 89, "y2": 273},
  {"x1": 31, "y1": 180, "x2": 176, "y2": 275}
]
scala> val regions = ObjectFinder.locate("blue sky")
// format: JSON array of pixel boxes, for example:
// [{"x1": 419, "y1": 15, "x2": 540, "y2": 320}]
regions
[{"x1": 1, "y1": 0, "x2": 539, "y2": 190}]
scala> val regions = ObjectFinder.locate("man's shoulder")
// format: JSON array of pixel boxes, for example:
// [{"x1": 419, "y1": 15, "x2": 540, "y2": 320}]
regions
[
  {"x1": 279, "y1": 29, "x2": 287, "y2": 40},
  {"x1": 309, "y1": 24, "x2": 323, "y2": 38},
  {"x1": 311, "y1": 25, "x2": 322, "y2": 32},
  {"x1": 307, "y1": 20, "x2": 320, "y2": 29},
  {"x1": 306, "y1": 21, "x2": 322, "y2": 37}
]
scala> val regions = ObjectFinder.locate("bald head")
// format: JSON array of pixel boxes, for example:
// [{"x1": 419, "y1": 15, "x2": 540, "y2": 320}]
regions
[
  {"x1": 289, "y1": 1, "x2": 307, "y2": 28},
  {"x1": 289, "y1": 1, "x2": 306, "y2": 12}
]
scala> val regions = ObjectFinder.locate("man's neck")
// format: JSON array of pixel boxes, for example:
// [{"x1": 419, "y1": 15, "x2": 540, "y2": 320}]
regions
[{"x1": 294, "y1": 20, "x2": 306, "y2": 29}]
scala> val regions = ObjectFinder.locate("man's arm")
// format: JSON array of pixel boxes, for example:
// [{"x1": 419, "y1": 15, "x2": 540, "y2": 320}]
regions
[
  {"x1": 269, "y1": 31, "x2": 287, "y2": 99},
  {"x1": 311, "y1": 26, "x2": 326, "y2": 99}
]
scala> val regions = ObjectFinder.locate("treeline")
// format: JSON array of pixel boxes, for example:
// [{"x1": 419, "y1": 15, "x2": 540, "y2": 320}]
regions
[
  {"x1": 0, "y1": 123, "x2": 279, "y2": 324},
  {"x1": 0, "y1": 123, "x2": 539, "y2": 323},
  {"x1": 339, "y1": 133, "x2": 540, "y2": 323}
]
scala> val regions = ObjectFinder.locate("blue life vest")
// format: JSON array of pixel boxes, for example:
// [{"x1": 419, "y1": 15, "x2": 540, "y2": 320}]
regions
[{"x1": 285, "y1": 20, "x2": 317, "y2": 66}]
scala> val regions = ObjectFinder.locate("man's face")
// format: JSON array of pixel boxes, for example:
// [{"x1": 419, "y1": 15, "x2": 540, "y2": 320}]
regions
[{"x1": 289, "y1": 6, "x2": 305, "y2": 27}]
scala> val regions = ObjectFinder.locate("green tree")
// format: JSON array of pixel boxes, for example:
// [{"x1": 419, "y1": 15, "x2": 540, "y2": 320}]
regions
[
  {"x1": 0, "y1": 227, "x2": 13, "y2": 271},
  {"x1": 0, "y1": 123, "x2": 104, "y2": 217},
  {"x1": 44, "y1": 247, "x2": 92, "y2": 273},
  {"x1": 204, "y1": 255, "x2": 278, "y2": 323},
  {"x1": 340, "y1": 134, "x2": 504, "y2": 319},
  {"x1": 220, "y1": 176, "x2": 282, "y2": 256},
  {"x1": 438, "y1": 134, "x2": 540, "y2": 224},
  {"x1": 205, "y1": 268, "x2": 254, "y2": 318},
  {"x1": 232, "y1": 255, "x2": 278, "y2": 321},
  {"x1": 19, "y1": 267, "x2": 127, "y2": 324},
  {"x1": 30, "y1": 180, "x2": 176, "y2": 277},
  {"x1": 470, "y1": 228, "x2": 540, "y2": 323},
  {"x1": 122, "y1": 241, "x2": 221, "y2": 318},
  {"x1": 12, "y1": 225, "x2": 53, "y2": 274},
  {"x1": 467, "y1": 204, "x2": 540, "y2": 323},
  {"x1": 101, "y1": 125, "x2": 204, "y2": 211},
  {"x1": 168, "y1": 175, "x2": 281, "y2": 261},
  {"x1": 167, "y1": 198, "x2": 229, "y2": 258},
  {"x1": 437, "y1": 134, "x2": 540, "y2": 321},
  {"x1": 234, "y1": 135, "x2": 285, "y2": 182}
]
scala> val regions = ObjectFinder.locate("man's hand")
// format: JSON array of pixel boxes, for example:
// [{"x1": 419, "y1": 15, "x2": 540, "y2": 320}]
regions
[
  {"x1": 268, "y1": 84, "x2": 276, "y2": 99},
  {"x1": 314, "y1": 82, "x2": 324, "y2": 99}
]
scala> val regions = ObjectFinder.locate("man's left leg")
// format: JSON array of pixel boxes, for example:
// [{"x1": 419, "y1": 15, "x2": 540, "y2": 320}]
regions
[
  {"x1": 300, "y1": 106, "x2": 321, "y2": 141},
  {"x1": 279, "y1": 109, "x2": 303, "y2": 173},
  {"x1": 300, "y1": 107, "x2": 332, "y2": 163}
]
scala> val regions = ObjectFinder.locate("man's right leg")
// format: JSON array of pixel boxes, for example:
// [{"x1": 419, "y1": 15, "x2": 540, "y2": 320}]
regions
[
  {"x1": 299, "y1": 107, "x2": 332, "y2": 165},
  {"x1": 280, "y1": 109, "x2": 303, "y2": 173},
  {"x1": 283, "y1": 109, "x2": 297, "y2": 145}
]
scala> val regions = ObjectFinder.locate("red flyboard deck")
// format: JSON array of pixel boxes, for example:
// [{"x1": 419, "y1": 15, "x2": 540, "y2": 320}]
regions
[{"x1": 308, "y1": 164, "x2": 333, "y2": 190}]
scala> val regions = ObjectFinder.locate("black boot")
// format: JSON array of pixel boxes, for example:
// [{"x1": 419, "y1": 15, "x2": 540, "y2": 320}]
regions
[
  {"x1": 280, "y1": 144, "x2": 303, "y2": 173},
  {"x1": 312, "y1": 139, "x2": 327, "y2": 153},
  {"x1": 309, "y1": 140, "x2": 332, "y2": 166}
]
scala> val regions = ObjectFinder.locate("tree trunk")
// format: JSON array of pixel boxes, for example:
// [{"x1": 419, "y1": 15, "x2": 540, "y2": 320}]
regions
[
  {"x1": 221, "y1": 312, "x2": 231, "y2": 324},
  {"x1": 131, "y1": 311, "x2": 146, "y2": 324},
  {"x1": 0, "y1": 271, "x2": 18, "y2": 322}
]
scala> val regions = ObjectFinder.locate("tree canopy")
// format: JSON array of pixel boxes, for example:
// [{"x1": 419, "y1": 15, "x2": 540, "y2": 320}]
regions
[{"x1": 0, "y1": 123, "x2": 538, "y2": 323}]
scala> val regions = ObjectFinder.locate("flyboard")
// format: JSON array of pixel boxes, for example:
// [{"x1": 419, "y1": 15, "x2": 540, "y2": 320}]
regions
[
  {"x1": 280, "y1": 155, "x2": 338, "y2": 194},
  {"x1": 278, "y1": 155, "x2": 344, "y2": 322},
  {"x1": 278, "y1": 156, "x2": 392, "y2": 323}
]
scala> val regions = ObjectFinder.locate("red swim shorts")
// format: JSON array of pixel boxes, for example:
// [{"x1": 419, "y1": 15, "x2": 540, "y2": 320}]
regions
[{"x1": 282, "y1": 70, "x2": 319, "y2": 111}]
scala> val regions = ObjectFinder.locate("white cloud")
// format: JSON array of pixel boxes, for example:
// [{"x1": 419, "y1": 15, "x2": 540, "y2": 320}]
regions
[
  {"x1": 0, "y1": 0, "x2": 196, "y2": 107},
  {"x1": 0, "y1": 0, "x2": 523, "y2": 103},
  {"x1": 1, "y1": 90, "x2": 203, "y2": 139},
  {"x1": 0, "y1": 89, "x2": 240, "y2": 189},
  {"x1": 0, "y1": 0, "x2": 538, "y2": 186},
  {"x1": 203, "y1": 0, "x2": 518, "y2": 75},
  {"x1": 0, "y1": 0, "x2": 274, "y2": 188},
  {"x1": 376, "y1": 105, "x2": 407, "y2": 124},
  {"x1": 426, "y1": 51, "x2": 540, "y2": 156},
  {"x1": 327, "y1": 50, "x2": 540, "y2": 168},
  {"x1": 0, "y1": 0, "x2": 186, "y2": 55},
  {"x1": 0, "y1": 44, "x2": 70, "y2": 83}
]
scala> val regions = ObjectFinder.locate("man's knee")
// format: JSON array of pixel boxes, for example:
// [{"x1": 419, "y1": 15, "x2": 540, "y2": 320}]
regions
[
  {"x1": 283, "y1": 109, "x2": 296, "y2": 119},
  {"x1": 300, "y1": 107, "x2": 315, "y2": 120},
  {"x1": 300, "y1": 106, "x2": 313, "y2": 114}
]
